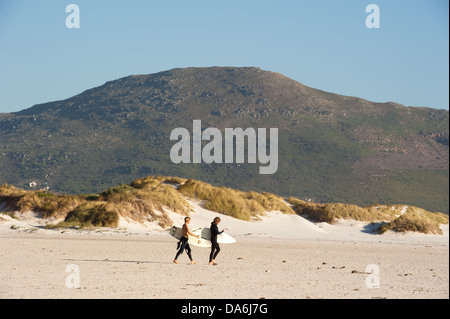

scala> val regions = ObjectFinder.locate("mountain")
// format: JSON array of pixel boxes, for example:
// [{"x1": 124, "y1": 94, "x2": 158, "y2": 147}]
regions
[{"x1": 0, "y1": 67, "x2": 448, "y2": 213}]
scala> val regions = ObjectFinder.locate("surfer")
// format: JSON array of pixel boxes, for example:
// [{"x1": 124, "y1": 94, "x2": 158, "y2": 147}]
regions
[
  {"x1": 174, "y1": 217, "x2": 199, "y2": 264},
  {"x1": 209, "y1": 217, "x2": 224, "y2": 265}
]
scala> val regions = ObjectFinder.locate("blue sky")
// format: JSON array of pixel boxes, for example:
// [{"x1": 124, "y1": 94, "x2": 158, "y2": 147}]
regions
[{"x1": 0, "y1": 0, "x2": 448, "y2": 113}]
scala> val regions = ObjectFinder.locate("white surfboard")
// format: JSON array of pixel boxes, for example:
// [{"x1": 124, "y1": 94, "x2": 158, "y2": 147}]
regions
[
  {"x1": 167, "y1": 226, "x2": 211, "y2": 248},
  {"x1": 191, "y1": 227, "x2": 236, "y2": 244}
]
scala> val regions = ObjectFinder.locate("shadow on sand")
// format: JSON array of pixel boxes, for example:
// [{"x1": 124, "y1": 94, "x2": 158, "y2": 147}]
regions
[
  {"x1": 61, "y1": 258, "x2": 173, "y2": 265},
  {"x1": 361, "y1": 222, "x2": 388, "y2": 235}
]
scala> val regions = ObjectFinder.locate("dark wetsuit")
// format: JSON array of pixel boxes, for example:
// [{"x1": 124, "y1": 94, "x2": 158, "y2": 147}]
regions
[
  {"x1": 174, "y1": 224, "x2": 193, "y2": 261},
  {"x1": 209, "y1": 222, "x2": 223, "y2": 262}
]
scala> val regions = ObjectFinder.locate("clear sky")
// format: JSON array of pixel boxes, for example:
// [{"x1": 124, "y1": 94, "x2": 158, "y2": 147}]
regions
[{"x1": 0, "y1": 0, "x2": 448, "y2": 113}]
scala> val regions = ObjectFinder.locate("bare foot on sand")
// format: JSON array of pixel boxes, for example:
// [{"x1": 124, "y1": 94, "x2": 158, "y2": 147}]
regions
[
  {"x1": 173, "y1": 260, "x2": 179, "y2": 264},
  {"x1": 191, "y1": 260, "x2": 197, "y2": 264},
  {"x1": 208, "y1": 262, "x2": 218, "y2": 265}
]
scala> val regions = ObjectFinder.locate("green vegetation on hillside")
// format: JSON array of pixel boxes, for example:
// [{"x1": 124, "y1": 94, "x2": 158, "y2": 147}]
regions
[{"x1": 0, "y1": 67, "x2": 448, "y2": 215}]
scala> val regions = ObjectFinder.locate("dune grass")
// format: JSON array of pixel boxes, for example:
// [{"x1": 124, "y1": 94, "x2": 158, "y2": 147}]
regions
[
  {"x1": 2, "y1": 177, "x2": 448, "y2": 234},
  {"x1": 129, "y1": 176, "x2": 191, "y2": 215},
  {"x1": 178, "y1": 179, "x2": 255, "y2": 220},
  {"x1": 288, "y1": 197, "x2": 398, "y2": 224},
  {"x1": 177, "y1": 179, "x2": 295, "y2": 221},
  {"x1": 377, "y1": 214, "x2": 442, "y2": 235},
  {"x1": 288, "y1": 197, "x2": 449, "y2": 234},
  {"x1": 1, "y1": 177, "x2": 190, "y2": 229},
  {"x1": 377, "y1": 206, "x2": 449, "y2": 235},
  {"x1": 109, "y1": 176, "x2": 191, "y2": 227},
  {"x1": 46, "y1": 201, "x2": 119, "y2": 229},
  {"x1": 0, "y1": 183, "x2": 85, "y2": 219}
]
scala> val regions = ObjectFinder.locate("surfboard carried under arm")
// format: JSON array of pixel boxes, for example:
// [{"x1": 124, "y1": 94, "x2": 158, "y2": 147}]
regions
[
  {"x1": 168, "y1": 226, "x2": 211, "y2": 248},
  {"x1": 191, "y1": 227, "x2": 236, "y2": 244}
]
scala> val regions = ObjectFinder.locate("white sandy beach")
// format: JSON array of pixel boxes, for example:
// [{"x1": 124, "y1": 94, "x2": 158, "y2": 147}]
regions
[{"x1": 0, "y1": 201, "x2": 448, "y2": 299}]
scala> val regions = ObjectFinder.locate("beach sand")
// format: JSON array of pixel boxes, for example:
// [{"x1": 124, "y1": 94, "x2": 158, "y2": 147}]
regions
[{"x1": 0, "y1": 201, "x2": 448, "y2": 299}]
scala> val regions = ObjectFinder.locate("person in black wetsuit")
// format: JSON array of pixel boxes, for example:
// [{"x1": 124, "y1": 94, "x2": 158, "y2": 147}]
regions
[
  {"x1": 174, "y1": 217, "x2": 199, "y2": 264},
  {"x1": 209, "y1": 217, "x2": 224, "y2": 265}
]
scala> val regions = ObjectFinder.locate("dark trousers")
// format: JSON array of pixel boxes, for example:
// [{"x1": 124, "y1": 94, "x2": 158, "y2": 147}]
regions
[
  {"x1": 209, "y1": 239, "x2": 220, "y2": 262},
  {"x1": 175, "y1": 237, "x2": 192, "y2": 261}
]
